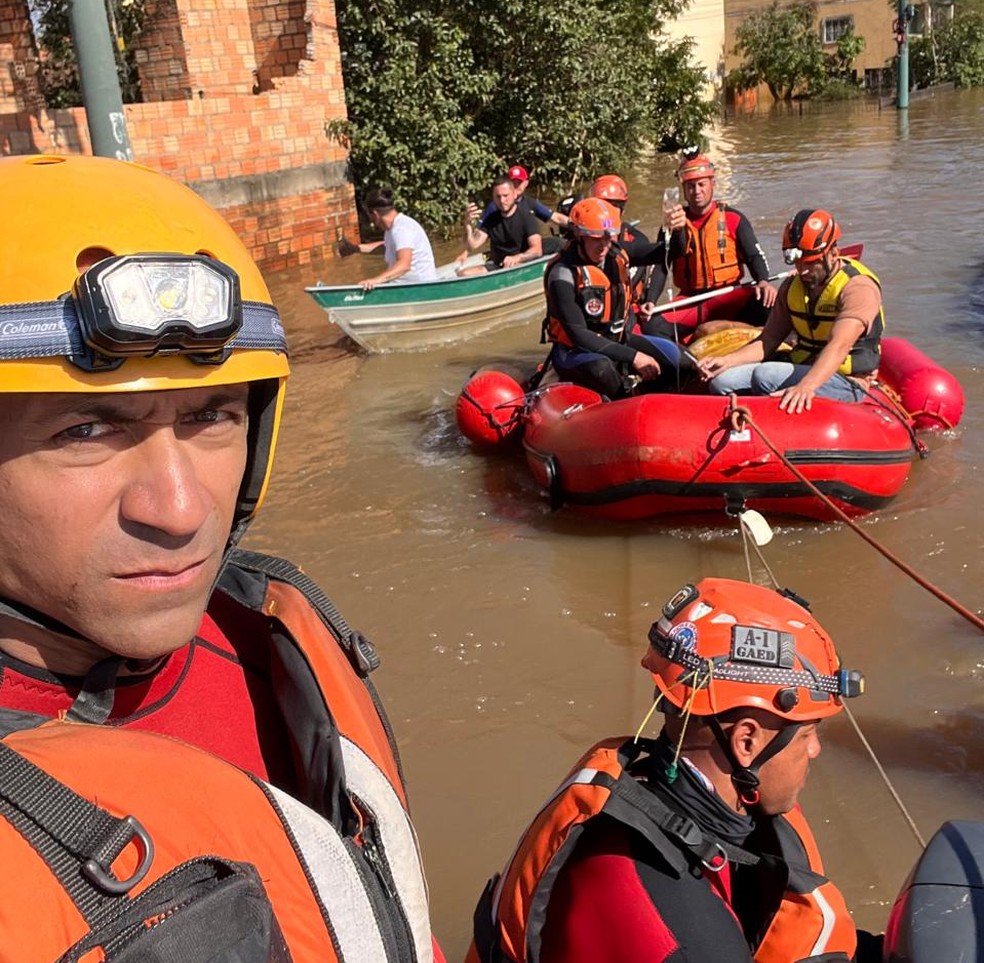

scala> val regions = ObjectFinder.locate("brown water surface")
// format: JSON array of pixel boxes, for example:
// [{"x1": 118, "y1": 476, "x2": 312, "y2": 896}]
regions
[{"x1": 251, "y1": 89, "x2": 984, "y2": 958}]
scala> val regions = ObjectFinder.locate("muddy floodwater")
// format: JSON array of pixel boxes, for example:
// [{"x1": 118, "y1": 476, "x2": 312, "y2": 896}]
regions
[{"x1": 248, "y1": 89, "x2": 984, "y2": 958}]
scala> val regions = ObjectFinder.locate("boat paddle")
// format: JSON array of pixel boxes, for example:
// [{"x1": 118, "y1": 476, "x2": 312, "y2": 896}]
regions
[{"x1": 645, "y1": 241, "x2": 864, "y2": 317}]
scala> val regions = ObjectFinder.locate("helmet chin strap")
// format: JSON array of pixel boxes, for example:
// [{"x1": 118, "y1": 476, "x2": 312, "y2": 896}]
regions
[{"x1": 708, "y1": 716, "x2": 802, "y2": 809}]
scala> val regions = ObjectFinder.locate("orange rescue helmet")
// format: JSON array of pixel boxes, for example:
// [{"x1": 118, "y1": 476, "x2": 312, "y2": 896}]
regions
[
  {"x1": 569, "y1": 197, "x2": 621, "y2": 239},
  {"x1": 643, "y1": 578, "x2": 864, "y2": 723},
  {"x1": 589, "y1": 175, "x2": 629, "y2": 204},
  {"x1": 782, "y1": 209, "x2": 842, "y2": 264},
  {"x1": 676, "y1": 153, "x2": 716, "y2": 183}
]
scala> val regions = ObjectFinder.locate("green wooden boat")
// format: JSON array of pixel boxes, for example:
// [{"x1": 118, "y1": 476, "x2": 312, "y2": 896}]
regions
[{"x1": 305, "y1": 254, "x2": 550, "y2": 353}]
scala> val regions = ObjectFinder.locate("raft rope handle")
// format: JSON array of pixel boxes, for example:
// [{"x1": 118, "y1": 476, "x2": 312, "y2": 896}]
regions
[
  {"x1": 727, "y1": 398, "x2": 984, "y2": 633},
  {"x1": 858, "y1": 381, "x2": 932, "y2": 457},
  {"x1": 458, "y1": 387, "x2": 527, "y2": 436}
]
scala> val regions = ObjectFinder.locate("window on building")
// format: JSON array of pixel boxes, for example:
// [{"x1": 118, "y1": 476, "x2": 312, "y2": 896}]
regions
[
  {"x1": 908, "y1": 3, "x2": 927, "y2": 36},
  {"x1": 821, "y1": 15, "x2": 854, "y2": 44}
]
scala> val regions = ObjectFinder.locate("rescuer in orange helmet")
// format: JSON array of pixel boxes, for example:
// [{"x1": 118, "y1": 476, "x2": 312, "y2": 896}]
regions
[
  {"x1": 542, "y1": 197, "x2": 691, "y2": 398},
  {"x1": 643, "y1": 149, "x2": 778, "y2": 337},
  {"x1": 467, "y1": 577, "x2": 878, "y2": 963},
  {"x1": 698, "y1": 207, "x2": 885, "y2": 414}
]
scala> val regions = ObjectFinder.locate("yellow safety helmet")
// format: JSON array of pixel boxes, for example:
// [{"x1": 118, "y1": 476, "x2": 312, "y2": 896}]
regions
[{"x1": 0, "y1": 154, "x2": 289, "y2": 529}]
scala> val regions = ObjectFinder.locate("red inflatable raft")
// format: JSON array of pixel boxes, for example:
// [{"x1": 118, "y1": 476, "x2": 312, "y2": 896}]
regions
[{"x1": 456, "y1": 338, "x2": 963, "y2": 522}]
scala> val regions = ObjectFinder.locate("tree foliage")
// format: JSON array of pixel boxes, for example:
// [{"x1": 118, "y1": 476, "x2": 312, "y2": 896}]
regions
[
  {"x1": 826, "y1": 27, "x2": 866, "y2": 80},
  {"x1": 730, "y1": 1, "x2": 827, "y2": 101},
  {"x1": 908, "y1": 11, "x2": 984, "y2": 89},
  {"x1": 332, "y1": 0, "x2": 716, "y2": 233},
  {"x1": 29, "y1": 0, "x2": 145, "y2": 108}
]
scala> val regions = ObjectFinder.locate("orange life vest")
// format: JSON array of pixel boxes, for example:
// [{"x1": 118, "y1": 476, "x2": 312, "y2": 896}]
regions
[
  {"x1": 467, "y1": 738, "x2": 856, "y2": 963},
  {"x1": 543, "y1": 244, "x2": 633, "y2": 346},
  {"x1": 672, "y1": 202, "x2": 742, "y2": 295},
  {"x1": 0, "y1": 549, "x2": 434, "y2": 963}
]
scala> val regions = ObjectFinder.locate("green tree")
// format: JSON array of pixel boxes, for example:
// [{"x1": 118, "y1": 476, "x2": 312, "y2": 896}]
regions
[
  {"x1": 462, "y1": 0, "x2": 713, "y2": 187},
  {"x1": 731, "y1": 1, "x2": 826, "y2": 101},
  {"x1": 826, "y1": 27, "x2": 866, "y2": 80},
  {"x1": 329, "y1": 3, "x2": 499, "y2": 231},
  {"x1": 937, "y1": 10, "x2": 984, "y2": 86},
  {"x1": 907, "y1": 9, "x2": 984, "y2": 88},
  {"x1": 333, "y1": 0, "x2": 715, "y2": 233}
]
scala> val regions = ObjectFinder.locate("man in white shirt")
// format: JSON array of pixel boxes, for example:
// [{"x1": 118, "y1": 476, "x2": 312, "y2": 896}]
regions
[{"x1": 356, "y1": 188, "x2": 438, "y2": 290}]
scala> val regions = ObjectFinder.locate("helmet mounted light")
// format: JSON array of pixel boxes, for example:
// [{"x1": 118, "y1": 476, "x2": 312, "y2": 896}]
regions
[{"x1": 73, "y1": 254, "x2": 243, "y2": 363}]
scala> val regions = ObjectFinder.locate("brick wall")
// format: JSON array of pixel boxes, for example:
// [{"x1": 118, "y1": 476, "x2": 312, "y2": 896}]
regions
[{"x1": 0, "y1": 0, "x2": 357, "y2": 273}]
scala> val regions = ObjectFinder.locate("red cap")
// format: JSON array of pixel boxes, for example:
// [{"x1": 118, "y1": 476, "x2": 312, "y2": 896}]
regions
[{"x1": 508, "y1": 165, "x2": 530, "y2": 182}]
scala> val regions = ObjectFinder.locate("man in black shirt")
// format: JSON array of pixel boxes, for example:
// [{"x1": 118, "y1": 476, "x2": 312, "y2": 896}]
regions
[{"x1": 457, "y1": 176, "x2": 543, "y2": 274}]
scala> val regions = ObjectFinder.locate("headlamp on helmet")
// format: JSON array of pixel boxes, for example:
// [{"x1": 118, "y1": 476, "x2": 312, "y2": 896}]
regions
[{"x1": 73, "y1": 254, "x2": 243, "y2": 366}]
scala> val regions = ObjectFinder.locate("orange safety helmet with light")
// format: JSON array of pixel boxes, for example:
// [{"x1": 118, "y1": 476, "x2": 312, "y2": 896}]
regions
[
  {"x1": 782, "y1": 208, "x2": 842, "y2": 265},
  {"x1": 676, "y1": 153, "x2": 716, "y2": 183},
  {"x1": 0, "y1": 154, "x2": 289, "y2": 537},
  {"x1": 569, "y1": 197, "x2": 621, "y2": 239},
  {"x1": 643, "y1": 577, "x2": 864, "y2": 805},
  {"x1": 589, "y1": 174, "x2": 629, "y2": 204}
]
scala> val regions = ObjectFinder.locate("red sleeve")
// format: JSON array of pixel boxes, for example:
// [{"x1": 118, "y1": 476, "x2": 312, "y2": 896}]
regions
[{"x1": 539, "y1": 829, "x2": 680, "y2": 963}]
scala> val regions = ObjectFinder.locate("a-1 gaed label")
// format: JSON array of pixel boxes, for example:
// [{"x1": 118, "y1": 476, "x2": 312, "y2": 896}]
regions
[{"x1": 731, "y1": 625, "x2": 787, "y2": 666}]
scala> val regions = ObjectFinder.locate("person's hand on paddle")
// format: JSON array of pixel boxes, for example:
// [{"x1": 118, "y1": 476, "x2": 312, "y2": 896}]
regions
[
  {"x1": 662, "y1": 204, "x2": 686, "y2": 233},
  {"x1": 754, "y1": 280, "x2": 778, "y2": 308},
  {"x1": 638, "y1": 301, "x2": 659, "y2": 320},
  {"x1": 632, "y1": 352, "x2": 661, "y2": 381}
]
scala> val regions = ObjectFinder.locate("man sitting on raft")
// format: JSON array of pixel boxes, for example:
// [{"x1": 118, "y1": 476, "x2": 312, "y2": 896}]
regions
[
  {"x1": 543, "y1": 197, "x2": 690, "y2": 398},
  {"x1": 643, "y1": 151, "x2": 777, "y2": 338},
  {"x1": 697, "y1": 208, "x2": 884, "y2": 414}
]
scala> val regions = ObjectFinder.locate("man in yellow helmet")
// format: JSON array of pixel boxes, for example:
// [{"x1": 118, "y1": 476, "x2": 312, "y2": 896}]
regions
[{"x1": 0, "y1": 155, "x2": 442, "y2": 962}]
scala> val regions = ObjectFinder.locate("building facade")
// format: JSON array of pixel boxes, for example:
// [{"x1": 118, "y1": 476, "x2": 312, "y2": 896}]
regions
[
  {"x1": 0, "y1": 0, "x2": 357, "y2": 272},
  {"x1": 723, "y1": 0, "x2": 908, "y2": 94}
]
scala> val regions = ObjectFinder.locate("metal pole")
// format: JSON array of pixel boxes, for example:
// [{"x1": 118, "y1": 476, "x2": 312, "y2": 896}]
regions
[
  {"x1": 68, "y1": 0, "x2": 134, "y2": 159},
  {"x1": 897, "y1": 0, "x2": 910, "y2": 109}
]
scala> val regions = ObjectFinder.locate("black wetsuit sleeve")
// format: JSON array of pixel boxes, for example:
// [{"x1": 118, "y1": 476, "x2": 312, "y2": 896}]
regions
[
  {"x1": 548, "y1": 265, "x2": 637, "y2": 364},
  {"x1": 624, "y1": 237, "x2": 670, "y2": 302},
  {"x1": 733, "y1": 210, "x2": 770, "y2": 281}
]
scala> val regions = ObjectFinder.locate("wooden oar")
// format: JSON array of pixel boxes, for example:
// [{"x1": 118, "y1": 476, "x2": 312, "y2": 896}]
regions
[{"x1": 647, "y1": 242, "x2": 864, "y2": 317}]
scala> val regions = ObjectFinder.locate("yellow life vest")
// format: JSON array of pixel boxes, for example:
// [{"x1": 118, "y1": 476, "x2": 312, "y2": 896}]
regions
[{"x1": 787, "y1": 258, "x2": 884, "y2": 375}]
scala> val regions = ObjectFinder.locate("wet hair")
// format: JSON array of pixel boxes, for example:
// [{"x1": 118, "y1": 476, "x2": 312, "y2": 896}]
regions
[{"x1": 364, "y1": 188, "x2": 396, "y2": 212}]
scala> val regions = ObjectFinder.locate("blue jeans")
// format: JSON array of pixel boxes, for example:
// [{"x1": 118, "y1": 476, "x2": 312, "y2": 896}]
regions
[
  {"x1": 553, "y1": 335, "x2": 686, "y2": 373},
  {"x1": 708, "y1": 362, "x2": 865, "y2": 402},
  {"x1": 552, "y1": 336, "x2": 687, "y2": 399}
]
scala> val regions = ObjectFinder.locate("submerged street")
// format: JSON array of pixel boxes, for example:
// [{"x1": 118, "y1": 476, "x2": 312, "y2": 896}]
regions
[{"x1": 251, "y1": 89, "x2": 984, "y2": 957}]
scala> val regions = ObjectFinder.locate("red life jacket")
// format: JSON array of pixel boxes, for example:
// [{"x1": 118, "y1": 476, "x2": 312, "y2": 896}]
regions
[
  {"x1": 544, "y1": 244, "x2": 633, "y2": 346},
  {"x1": 672, "y1": 202, "x2": 742, "y2": 295},
  {"x1": 466, "y1": 738, "x2": 856, "y2": 963},
  {"x1": 0, "y1": 549, "x2": 435, "y2": 963}
]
